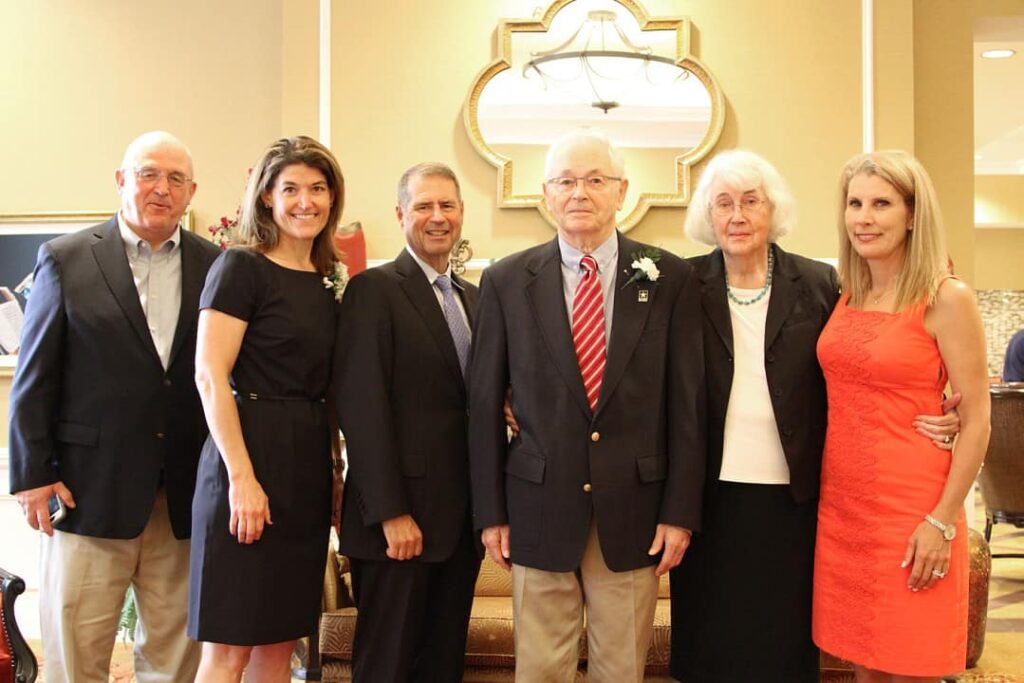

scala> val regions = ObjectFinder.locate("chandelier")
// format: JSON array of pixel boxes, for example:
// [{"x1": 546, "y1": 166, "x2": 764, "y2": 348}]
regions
[{"x1": 523, "y1": 10, "x2": 689, "y2": 114}]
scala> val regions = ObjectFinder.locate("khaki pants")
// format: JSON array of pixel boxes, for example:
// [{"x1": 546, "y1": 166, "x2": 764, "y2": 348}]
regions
[
  {"x1": 40, "y1": 492, "x2": 198, "y2": 683},
  {"x1": 511, "y1": 522, "x2": 659, "y2": 683}
]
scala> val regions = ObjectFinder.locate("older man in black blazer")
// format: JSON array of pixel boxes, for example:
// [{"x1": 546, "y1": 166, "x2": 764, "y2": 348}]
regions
[
  {"x1": 334, "y1": 162, "x2": 481, "y2": 682},
  {"x1": 469, "y1": 130, "x2": 705, "y2": 682},
  {"x1": 8, "y1": 131, "x2": 220, "y2": 683}
]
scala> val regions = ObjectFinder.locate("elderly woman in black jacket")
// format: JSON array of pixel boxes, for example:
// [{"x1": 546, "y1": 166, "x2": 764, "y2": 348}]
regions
[{"x1": 669, "y1": 149, "x2": 957, "y2": 683}]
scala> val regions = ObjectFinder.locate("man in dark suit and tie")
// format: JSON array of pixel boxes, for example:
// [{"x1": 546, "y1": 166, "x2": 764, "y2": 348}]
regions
[
  {"x1": 333, "y1": 162, "x2": 481, "y2": 682},
  {"x1": 8, "y1": 131, "x2": 220, "y2": 683},
  {"x1": 469, "y1": 130, "x2": 706, "y2": 682}
]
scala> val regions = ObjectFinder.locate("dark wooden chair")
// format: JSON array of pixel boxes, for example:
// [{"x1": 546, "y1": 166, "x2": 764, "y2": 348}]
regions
[
  {"x1": 0, "y1": 566, "x2": 37, "y2": 683},
  {"x1": 977, "y1": 382, "x2": 1024, "y2": 559}
]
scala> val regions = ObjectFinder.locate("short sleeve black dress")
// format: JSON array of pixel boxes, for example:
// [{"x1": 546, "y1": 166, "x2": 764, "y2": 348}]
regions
[{"x1": 188, "y1": 247, "x2": 337, "y2": 645}]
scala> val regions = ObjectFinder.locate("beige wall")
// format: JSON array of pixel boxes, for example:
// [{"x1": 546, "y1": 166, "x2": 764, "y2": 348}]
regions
[
  {"x1": 975, "y1": 175, "x2": 1024, "y2": 290},
  {"x1": 0, "y1": 0, "x2": 292, "y2": 230},
  {"x1": 332, "y1": 0, "x2": 862, "y2": 262},
  {"x1": 912, "y1": 0, "x2": 977, "y2": 284},
  {"x1": 976, "y1": 175, "x2": 1024, "y2": 225},
  {"x1": 975, "y1": 174, "x2": 1024, "y2": 289},
  {"x1": 976, "y1": 229, "x2": 1024, "y2": 289},
  {"x1": 970, "y1": 0, "x2": 1024, "y2": 289},
  {"x1": 0, "y1": 0, "x2": 1020, "y2": 285}
]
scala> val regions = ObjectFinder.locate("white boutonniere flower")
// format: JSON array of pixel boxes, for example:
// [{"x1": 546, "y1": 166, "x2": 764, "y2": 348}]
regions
[
  {"x1": 323, "y1": 261, "x2": 350, "y2": 302},
  {"x1": 622, "y1": 248, "x2": 662, "y2": 288}
]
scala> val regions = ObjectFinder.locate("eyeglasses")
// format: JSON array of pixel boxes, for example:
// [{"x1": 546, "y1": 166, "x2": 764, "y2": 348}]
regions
[
  {"x1": 545, "y1": 175, "x2": 622, "y2": 194},
  {"x1": 711, "y1": 195, "x2": 767, "y2": 217},
  {"x1": 134, "y1": 167, "x2": 192, "y2": 189}
]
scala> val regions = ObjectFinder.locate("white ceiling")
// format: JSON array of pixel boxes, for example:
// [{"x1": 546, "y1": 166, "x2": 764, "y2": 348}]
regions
[{"x1": 974, "y1": 16, "x2": 1024, "y2": 175}]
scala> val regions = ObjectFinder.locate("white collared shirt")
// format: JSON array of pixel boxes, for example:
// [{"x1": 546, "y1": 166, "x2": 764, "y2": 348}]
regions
[
  {"x1": 404, "y1": 246, "x2": 470, "y2": 329},
  {"x1": 117, "y1": 214, "x2": 182, "y2": 370}
]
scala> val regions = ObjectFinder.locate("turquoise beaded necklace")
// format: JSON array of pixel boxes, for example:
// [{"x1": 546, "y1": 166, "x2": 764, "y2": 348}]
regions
[{"x1": 725, "y1": 246, "x2": 774, "y2": 306}]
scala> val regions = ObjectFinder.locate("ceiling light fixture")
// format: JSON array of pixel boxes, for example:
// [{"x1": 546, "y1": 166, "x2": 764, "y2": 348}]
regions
[
  {"x1": 523, "y1": 10, "x2": 689, "y2": 114},
  {"x1": 981, "y1": 49, "x2": 1016, "y2": 59}
]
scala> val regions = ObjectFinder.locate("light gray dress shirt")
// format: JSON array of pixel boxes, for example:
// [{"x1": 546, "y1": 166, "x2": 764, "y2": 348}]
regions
[
  {"x1": 117, "y1": 214, "x2": 182, "y2": 370},
  {"x1": 558, "y1": 233, "x2": 618, "y2": 344}
]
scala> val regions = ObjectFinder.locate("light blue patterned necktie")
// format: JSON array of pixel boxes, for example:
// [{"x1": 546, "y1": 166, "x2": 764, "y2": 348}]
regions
[{"x1": 435, "y1": 274, "x2": 471, "y2": 376}]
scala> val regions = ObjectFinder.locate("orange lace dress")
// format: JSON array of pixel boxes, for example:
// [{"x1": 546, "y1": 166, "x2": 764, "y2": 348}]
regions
[{"x1": 813, "y1": 294, "x2": 969, "y2": 676}]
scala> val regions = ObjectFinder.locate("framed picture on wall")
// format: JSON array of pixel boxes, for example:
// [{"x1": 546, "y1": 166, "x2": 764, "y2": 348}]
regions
[{"x1": 0, "y1": 209, "x2": 194, "y2": 313}]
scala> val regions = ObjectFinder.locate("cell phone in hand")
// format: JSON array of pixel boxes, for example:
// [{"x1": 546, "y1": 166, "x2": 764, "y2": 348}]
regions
[{"x1": 48, "y1": 495, "x2": 67, "y2": 524}]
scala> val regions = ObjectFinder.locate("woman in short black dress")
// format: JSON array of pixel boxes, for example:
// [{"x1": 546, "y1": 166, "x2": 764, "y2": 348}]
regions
[{"x1": 189, "y1": 136, "x2": 346, "y2": 681}]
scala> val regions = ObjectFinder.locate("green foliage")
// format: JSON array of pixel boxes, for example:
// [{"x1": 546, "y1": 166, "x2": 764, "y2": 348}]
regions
[{"x1": 118, "y1": 587, "x2": 137, "y2": 643}]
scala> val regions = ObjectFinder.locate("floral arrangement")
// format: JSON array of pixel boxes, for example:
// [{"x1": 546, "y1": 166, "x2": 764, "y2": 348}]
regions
[
  {"x1": 622, "y1": 247, "x2": 662, "y2": 288},
  {"x1": 207, "y1": 212, "x2": 238, "y2": 251},
  {"x1": 323, "y1": 260, "x2": 350, "y2": 302}
]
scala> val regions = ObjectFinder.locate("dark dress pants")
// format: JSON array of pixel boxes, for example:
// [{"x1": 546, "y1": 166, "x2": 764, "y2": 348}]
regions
[{"x1": 350, "y1": 522, "x2": 481, "y2": 683}]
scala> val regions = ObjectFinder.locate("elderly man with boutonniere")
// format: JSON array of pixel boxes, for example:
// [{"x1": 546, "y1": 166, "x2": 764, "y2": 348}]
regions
[{"x1": 469, "y1": 129, "x2": 706, "y2": 682}]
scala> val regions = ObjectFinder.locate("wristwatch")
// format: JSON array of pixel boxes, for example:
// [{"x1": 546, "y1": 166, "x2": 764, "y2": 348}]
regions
[{"x1": 925, "y1": 514, "x2": 956, "y2": 541}]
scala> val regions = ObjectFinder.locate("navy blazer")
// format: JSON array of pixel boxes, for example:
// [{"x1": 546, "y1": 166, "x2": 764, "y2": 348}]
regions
[
  {"x1": 8, "y1": 217, "x2": 220, "y2": 539},
  {"x1": 689, "y1": 244, "x2": 840, "y2": 511},
  {"x1": 469, "y1": 233, "x2": 706, "y2": 573},
  {"x1": 333, "y1": 249, "x2": 480, "y2": 562}
]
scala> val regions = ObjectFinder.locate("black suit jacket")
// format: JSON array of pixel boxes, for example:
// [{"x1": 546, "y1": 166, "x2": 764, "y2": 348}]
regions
[
  {"x1": 334, "y1": 249, "x2": 480, "y2": 563},
  {"x1": 8, "y1": 216, "x2": 220, "y2": 539},
  {"x1": 469, "y1": 233, "x2": 706, "y2": 573},
  {"x1": 690, "y1": 245, "x2": 840, "y2": 511}
]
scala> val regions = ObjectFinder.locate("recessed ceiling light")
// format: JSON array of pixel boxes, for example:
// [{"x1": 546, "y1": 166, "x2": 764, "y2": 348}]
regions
[{"x1": 981, "y1": 49, "x2": 1016, "y2": 59}]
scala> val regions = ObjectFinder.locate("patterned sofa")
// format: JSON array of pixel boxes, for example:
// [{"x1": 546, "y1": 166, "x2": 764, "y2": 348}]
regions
[
  {"x1": 300, "y1": 530, "x2": 989, "y2": 682},
  {"x1": 303, "y1": 542, "x2": 672, "y2": 681}
]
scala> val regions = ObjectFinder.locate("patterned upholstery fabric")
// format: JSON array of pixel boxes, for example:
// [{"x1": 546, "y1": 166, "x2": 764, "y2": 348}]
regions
[
  {"x1": 967, "y1": 528, "x2": 992, "y2": 668},
  {"x1": 317, "y1": 552, "x2": 674, "y2": 674},
  {"x1": 317, "y1": 534, "x2": 991, "y2": 680},
  {"x1": 319, "y1": 607, "x2": 356, "y2": 660}
]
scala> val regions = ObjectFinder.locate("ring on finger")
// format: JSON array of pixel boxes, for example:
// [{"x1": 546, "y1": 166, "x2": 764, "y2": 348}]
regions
[
  {"x1": 943, "y1": 434, "x2": 952, "y2": 444},
  {"x1": 931, "y1": 568, "x2": 946, "y2": 579}
]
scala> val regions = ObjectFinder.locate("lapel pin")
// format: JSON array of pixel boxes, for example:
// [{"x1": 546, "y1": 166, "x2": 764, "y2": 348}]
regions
[{"x1": 638, "y1": 289, "x2": 649, "y2": 303}]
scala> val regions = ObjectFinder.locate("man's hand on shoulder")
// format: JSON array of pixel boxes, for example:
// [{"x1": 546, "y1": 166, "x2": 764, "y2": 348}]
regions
[
  {"x1": 382, "y1": 514, "x2": 423, "y2": 561},
  {"x1": 481, "y1": 525, "x2": 511, "y2": 571},
  {"x1": 15, "y1": 481, "x2": 75, "y2": 536},
  {"x1": 649, "y1": 523, "x2": 691, "y2": 576}
]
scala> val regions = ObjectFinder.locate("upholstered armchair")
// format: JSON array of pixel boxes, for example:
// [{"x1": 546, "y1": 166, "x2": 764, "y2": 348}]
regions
[
  {"x1": 977, "y1": 382, "x2": 1024, "y2": 558},
  {"x1": 333, "y1": 222, "x2": 366, "y2": 277},
  {"x1": 0, "y1": 566, "x2": 37, "y2": 683}
]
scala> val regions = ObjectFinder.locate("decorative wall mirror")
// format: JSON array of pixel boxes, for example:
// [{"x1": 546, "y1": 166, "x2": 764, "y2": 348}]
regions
[{"x1": 464, "y1": 0, "x2": 725, "y2": 231}]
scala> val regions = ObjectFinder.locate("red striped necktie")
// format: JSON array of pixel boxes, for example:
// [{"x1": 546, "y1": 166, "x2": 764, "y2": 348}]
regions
[{"x1": 572, "y1": 254, "x2": 606, "y2": 412}]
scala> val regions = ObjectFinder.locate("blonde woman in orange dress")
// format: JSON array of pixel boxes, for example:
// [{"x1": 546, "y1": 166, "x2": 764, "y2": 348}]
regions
[{"x1": 813, "y1": 151, "x2": 990, "y2": 682}]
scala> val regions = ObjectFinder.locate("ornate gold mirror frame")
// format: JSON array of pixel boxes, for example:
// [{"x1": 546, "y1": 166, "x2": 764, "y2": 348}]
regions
[{"x1": 464, "y1": 0, "x2": 725, "y2": 231}]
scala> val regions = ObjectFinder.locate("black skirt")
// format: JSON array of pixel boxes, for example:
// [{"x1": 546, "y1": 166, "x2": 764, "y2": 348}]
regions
[{"x1": 669, "y1": 481, "x2": 819, "y2": 683}]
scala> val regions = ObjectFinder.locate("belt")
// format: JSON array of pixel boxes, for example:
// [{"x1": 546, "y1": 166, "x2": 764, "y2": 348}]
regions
[{"x1": 233, "y1": 390, "x2": 326, "y2": 404}]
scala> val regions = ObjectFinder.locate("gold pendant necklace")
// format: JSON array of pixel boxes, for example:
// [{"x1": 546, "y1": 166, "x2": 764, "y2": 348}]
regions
[{"x1": 870, "y1": 287, "x2": 893, "y2": 305}]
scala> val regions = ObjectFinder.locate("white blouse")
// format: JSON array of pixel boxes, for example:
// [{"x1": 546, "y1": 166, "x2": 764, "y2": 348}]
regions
[{"x1": 718, "y1": 286, "x2": 791, "y2": 485}]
